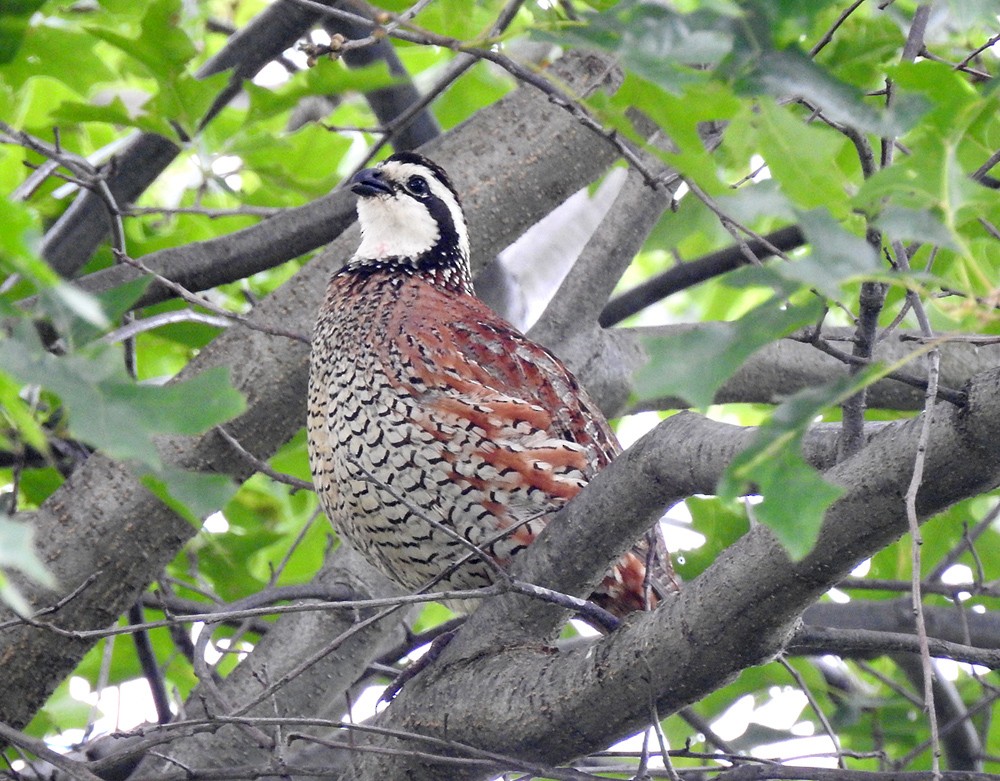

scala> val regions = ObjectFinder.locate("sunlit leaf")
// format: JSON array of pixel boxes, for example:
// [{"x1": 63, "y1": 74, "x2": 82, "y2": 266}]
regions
[
  {"x1": 634, "y1": 297, "x2": 824, "y2": 408},
  {"x1": 755, "y1": 100, "x2": 852, "y2": 215},
  {"x1": 84, "y1": 0, "x2": 196, "y2": 80},
  {"x1": 719, "y1": 371, "x2": 882, "y2": 559}
]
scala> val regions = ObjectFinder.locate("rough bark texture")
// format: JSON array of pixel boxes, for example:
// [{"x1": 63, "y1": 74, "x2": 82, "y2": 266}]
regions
[
  {"x1": 338, "y1": 369, "x2": 1000, "y2": 780},
  {"x1": 628, "y1": 325, "x2": 1000, "y2": 411}
]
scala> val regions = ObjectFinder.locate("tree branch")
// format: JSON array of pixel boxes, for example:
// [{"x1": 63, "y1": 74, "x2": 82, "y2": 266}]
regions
[{"x1": 339, "y1": 364, "x2": 1000, "y2": 780}]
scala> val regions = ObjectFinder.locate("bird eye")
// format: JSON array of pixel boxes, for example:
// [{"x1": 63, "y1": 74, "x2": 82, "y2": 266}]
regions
[{"x1": 406, "y1": 176, "x2": 429, "y2": 196}]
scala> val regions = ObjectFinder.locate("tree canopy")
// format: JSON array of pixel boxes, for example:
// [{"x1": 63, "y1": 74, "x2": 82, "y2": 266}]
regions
[{"x1": 1, "y1": 1, "x2": 1000, "y2": 780}]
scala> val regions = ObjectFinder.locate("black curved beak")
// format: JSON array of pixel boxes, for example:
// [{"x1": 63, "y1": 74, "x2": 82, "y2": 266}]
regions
[{"x1": 350, "y1": 167, "x2": 393, "y2": 198}]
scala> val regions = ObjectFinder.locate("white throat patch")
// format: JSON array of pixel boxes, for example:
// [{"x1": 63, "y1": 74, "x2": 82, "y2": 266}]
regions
[{"x1": 353, "y1": 160, "x2": 469, "y2": 262}]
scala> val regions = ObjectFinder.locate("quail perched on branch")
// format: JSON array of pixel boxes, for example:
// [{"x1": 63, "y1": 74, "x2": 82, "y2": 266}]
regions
[{"x1": 307, "y1": 151, "x2": 677, "y2": 619}]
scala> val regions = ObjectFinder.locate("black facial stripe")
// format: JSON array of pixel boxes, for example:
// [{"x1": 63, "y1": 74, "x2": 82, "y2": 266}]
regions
[{"x1": 422, "y1": 192, "x2": 460, "y2": 255}]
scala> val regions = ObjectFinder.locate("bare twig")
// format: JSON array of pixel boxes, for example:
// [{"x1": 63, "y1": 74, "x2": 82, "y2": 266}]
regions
[
  {"x1": 809, "y1": 0, "x2": 868, "y2": 57},
  {"x1": 114, "y1": 251, "x2": 310, "y2": 344},
  {"x1": 778, "y1": 655, "x2": 845, "y2": 768},
  {"x1": 956, "y1": 31, "x2": 1000, "y2": 70},
  {"x1": 215, "y1": 426, "x2": 314, "y2": 491}
]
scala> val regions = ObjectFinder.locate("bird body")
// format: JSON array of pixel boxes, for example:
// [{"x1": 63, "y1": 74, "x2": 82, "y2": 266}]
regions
[{"x1": 307, "y1": 152, "x2": 675, "y2": 617}]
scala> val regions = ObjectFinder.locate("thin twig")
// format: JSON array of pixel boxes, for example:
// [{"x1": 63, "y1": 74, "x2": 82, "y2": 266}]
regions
[
  {"x1": 778, "y1": 655, "x2": 845, "y2": 768},
  {"x1": 809, "y1": 0, "x2": 868, "y2": 57},
  {"x1": 114, "y1": 251, "x2": 310, "y2": 345},
  {"x1": 956, "y1": 31, "x2": 1000, "y2": 70},
  {"x1": 100, "y1": 311, "x2": 233, "y2": 344},
  {"x1": 215, "y1": 426, "x2": 314, "y2": 491}
]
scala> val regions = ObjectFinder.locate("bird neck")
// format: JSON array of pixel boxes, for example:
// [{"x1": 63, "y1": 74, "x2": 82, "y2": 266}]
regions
[{"x1": 343, "y1": 252, "x2": 475, "y2": 297}]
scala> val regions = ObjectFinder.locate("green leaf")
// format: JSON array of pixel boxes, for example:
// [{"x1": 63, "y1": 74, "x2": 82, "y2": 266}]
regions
[
  {"x1": 534, "y1": 0, "x2": 735, "y2": 93},
  {"x1": 0, "y1": 514, "x2": 57, "y2": 615},
  {"x1": 738, "y1": 48, "x2": 921, "y2": 137},
  {"x1": 788, "y1": 209, "x2": 882, "y2": 297},
  {"x1": 875, "y1": 206, "x2": 958, "y2": 251},
  {"x1": 718, "y1": 372, "x2": 882, "y2": 559},
  {"x1": 0, "y1": 200, "x2": 110, "y2": 329},
  {"x1": 679, "y1": 496, "x2": 750, "y2": 579},
  {"x1": 141, "y1": 465, "x2": 239, "y2": 525},
  {"x1": 634, "y1": 297, "x2": 824, "y2": 408},
  {"x1": 755, "y1": 100, "x2": 851, "y2": 215},
  {"x1": 154, "y1": 70, "x2": 231, "y2": 137},
  {"x1": 0, "y1": 371, "x2": 49, "y2": 454},
  {"x1": 118, "y1": 365, "x2": 247, "y2": 436},
  {"x1": 246, "y1": 61, "x2": 397, "y2": 125},
  {"x1": 0, "y1": 0, "x2": 48, "y2": 65},
  {"x1": 50, "y1": 96, "x2": 174, "y2": 138},
  {"x1": 84, "y1": 0, "x2": 196, "y2": 80},
  {"x1": 65, "y1": 276, "x2": 152, "y2": 348},
  {"x1": 0, "y1": 322, "x2": 246, "y2": 467}
]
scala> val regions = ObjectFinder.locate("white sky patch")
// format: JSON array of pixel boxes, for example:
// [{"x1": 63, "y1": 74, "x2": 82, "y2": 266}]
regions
[
  {"x1": 203, "y1": 510, "x2": 229, "y2": 533},
  {"x1": 64, "y1": 675, "x2": 164, "y2": 742},
  {"x1": 749, "y1": 153, "x2": 772, "y2": 181},
  {"x1": 712, "y1": 693, "x2": 756, "y2": 741},
  {"x1": 825, "y1": 587, "x2": 850, "y2": 603},
  {"x1": 210, "y1": 153, "x2": 244, "y2": 191},
  {"x1": 940, "y1": 563, "x2": 973, "y2": 585},
  {"x1": 850, "y1": 558, "x2": 871, "y2": 577},
  {"x1": 615, "y1": 410, "x2": 662, "y2": 449}
]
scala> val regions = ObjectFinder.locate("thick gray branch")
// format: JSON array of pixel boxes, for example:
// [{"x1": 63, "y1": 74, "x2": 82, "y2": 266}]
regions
[
  {"x1": 341, "y1": 367, "x2": 1000, "y2": 780},
  {"x1": 625, "y1": 325, "x2": 1000, "y2": 411}
]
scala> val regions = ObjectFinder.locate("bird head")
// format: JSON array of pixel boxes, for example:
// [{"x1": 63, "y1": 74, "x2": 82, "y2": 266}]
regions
[{"x1": 348, "y1": 152, "x2": 471, "y2": 289}]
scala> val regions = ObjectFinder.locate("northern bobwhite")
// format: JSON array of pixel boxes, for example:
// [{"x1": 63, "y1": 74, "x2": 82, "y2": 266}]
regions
[{"x1": 307, "y1": 151, "x2": 677, "y2": 619}]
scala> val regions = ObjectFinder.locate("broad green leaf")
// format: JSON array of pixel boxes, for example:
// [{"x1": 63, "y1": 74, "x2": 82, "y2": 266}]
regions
[
  {"x1": 154, "y1": 70, "x2": 231, "y2": 137},
  {"x1": 714, "y1": 180, "x2": 796, "y2": 225},
  {"x1": 65, "y1": 275, "x2": 152, "y2": 348},
  {"x1": 608, "y1": 75, "x2": 740, "y2": 193},
  {"x1": 0, "y1": 371, "x2": 48, "y2": 454},
  {"x1": 50, "y1": 96, "x2": 174, "y2": 138},
  {"x1": 634, "y1": 297, "x2": 824, "y2": 408},
  {"x1": 0, "y1": 200, "x2": 109, "y2": 328},
  {"x1": 755, "y1": 100, "x2": 851, "y2": 215},
  {"x1": 9, "y1": 75, "x2": 82, "y2": 130},
  {"x1": 0, "y1": 322, "x2": 246, "y2": 467},
  {"x1": 739, "y1": 446, "x2": 842, "y2": 559},
  {"x1": 718, "y1": 371, "x2": 882, "y2": 559},
  {"x1": 678, "y1": 496, "x2": 750, "y2": 579},
  {"x1": 739, "y1": 48, "x2": 921, "y2": 137},
  {"x1": 1, "y1": 23, "x2": 116, "y2": 93},
  {"x1": 534, "y1": 0, "x2": 735, "y2": 93},
  {"x1": 246, "y1": 61, "x2": 398, "y2": 125},
  {"x1": 875, "y1": 206, "x2": 958, "y2": 251},
  {"x1": 84, "y1": 0, "x2": 196, "y2": 81},
  {"x1": 788, "y1": 209, "x2": 882, "y2": 297}
]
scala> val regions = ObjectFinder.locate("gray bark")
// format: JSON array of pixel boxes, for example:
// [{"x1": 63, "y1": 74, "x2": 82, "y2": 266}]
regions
[{"x1": 339, "y1": 367, "x2": 1000, "y2": 780}]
